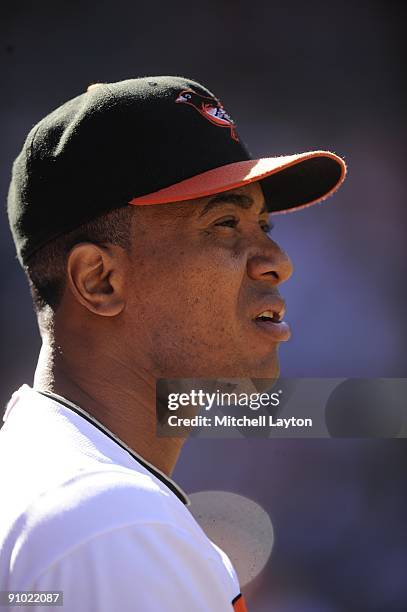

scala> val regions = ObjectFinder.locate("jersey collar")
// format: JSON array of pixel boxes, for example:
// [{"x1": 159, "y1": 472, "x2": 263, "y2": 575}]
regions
[{"x1": 37, "y1": 389, "x2": 190, "y2": 507}]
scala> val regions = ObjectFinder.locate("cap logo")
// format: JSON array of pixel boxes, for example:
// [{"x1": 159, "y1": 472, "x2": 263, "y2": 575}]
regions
[{"x1": 175, "y1": 89, "x2": 239, "y2": 142}]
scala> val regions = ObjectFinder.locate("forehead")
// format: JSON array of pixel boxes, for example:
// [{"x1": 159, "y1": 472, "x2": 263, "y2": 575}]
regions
[{"x1": 134, "y1": 182, "x2": 267, "y2": 224}]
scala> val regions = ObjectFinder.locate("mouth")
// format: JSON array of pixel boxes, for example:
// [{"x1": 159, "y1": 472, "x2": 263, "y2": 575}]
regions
[{"x1": 253, "y1": 302, "x2": 291, "y2": 342}]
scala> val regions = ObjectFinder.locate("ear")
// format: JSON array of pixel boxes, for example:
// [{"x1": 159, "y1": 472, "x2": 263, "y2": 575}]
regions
[{"x1": 66, "y1": 243, "x2": 127, "y2": 316}]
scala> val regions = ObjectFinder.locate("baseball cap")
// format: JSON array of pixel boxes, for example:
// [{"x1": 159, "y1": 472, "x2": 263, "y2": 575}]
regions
[{"x1": 7, "y1": 76, "x2": 347, "y2": 266}]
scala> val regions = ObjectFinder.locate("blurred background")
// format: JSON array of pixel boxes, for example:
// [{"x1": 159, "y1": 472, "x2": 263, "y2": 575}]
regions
[{"x1": 1, "y1": 1, "x2": 406, "y2": 610}]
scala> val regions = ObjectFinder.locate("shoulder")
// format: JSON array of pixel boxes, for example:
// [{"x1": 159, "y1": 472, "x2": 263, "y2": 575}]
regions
[
  {"x1": 0, "y1": 387, "x2": 242, "y2": 607},
  {"x1": 1, "y1": 386, "x2": 197, "y2": 587},
  {"x1": 3, "y1": 465, "x2": 197, "y2": 589},
  {"x1": 6, "y1": 473, "x2": 240, "y2": 609},
  {"x1": 29, "y1": 521, "x2": 240, "y2": 611}
]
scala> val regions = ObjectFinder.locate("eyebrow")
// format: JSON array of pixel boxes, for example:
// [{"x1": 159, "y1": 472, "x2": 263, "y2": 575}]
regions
[{"x1": 198, "y1": 192, "x2": 268, "y2": 217}]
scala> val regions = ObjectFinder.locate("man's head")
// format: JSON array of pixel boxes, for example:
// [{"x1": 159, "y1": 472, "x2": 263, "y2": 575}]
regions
[
  {"x1": 24, "y1": 180, "x2": 291, "y2": 379},
  {"x1": 8, "y1": 75, "x2": 346, "y2": 380}
]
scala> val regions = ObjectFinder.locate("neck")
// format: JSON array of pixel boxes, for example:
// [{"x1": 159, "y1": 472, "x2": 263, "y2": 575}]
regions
[{"x1": 33, "y1": 336, "x2": 184, "y2": 477}]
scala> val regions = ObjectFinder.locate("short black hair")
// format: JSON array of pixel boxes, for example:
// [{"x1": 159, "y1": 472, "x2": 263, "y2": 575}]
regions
[{"x1": 24, "y1": 206, "x2": 134, "y2": 313}]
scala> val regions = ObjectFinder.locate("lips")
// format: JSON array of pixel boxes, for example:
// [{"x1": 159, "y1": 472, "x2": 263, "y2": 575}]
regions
[{"x1": 252, "y1": 297, "x2": 291, "y2": 342}]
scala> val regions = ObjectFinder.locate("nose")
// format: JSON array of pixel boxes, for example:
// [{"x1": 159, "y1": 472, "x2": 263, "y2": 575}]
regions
[{"x1": 247, "y1": 239, "x2": 293, "y2": 285}]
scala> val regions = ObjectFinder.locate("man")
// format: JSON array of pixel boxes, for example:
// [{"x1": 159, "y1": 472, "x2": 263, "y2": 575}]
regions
[{"x1": 1, "y1": 76, "x2": 346, "y2": 610}]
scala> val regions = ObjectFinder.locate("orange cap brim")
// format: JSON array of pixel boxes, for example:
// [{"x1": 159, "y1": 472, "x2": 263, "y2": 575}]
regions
[{"x1": 129, "y1": 150, "x2": 347, "y2": 213}]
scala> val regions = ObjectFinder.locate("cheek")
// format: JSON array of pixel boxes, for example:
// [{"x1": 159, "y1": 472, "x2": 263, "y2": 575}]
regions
[
  {"x1": 179, "y1": 256, "x2": 244, "y2": 329},
  {"x1": 127, "y1": 247, "x2": 243, "y2": 339}
]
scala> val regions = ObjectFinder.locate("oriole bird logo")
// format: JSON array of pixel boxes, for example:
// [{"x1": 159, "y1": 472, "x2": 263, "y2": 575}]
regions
[{"x1": 176, "y1": 89, "x2": 239, "y2": 141}]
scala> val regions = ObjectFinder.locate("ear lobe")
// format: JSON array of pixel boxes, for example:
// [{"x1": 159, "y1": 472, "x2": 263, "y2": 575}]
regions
[{"x1": 66, "y1": 243, "x2": 126, "y2": 316}]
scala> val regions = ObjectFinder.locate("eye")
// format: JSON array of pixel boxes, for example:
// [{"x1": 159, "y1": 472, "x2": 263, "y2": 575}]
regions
[
  {"x1": 259, "y1": 218, "x2": 274, "y2": 235},
  {"x1": 214, "y1": 217, "x2": 239, "y2": 228},
  {"x1": 185, "y1": 93, "x2": 191, "y2": 99},
  {"x1": 260, "y1": 221, "x2": 272, "y2": 233}
]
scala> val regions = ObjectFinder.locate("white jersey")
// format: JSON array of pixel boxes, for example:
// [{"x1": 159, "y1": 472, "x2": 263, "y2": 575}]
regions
[{"x1": 0, "y1": 385, "x2": 247, "y2": 611}]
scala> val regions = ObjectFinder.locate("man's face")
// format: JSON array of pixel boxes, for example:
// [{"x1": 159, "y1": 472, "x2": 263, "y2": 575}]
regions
[{"x1": 123, "y1": 182, "x2": 293, "y2": 379}]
